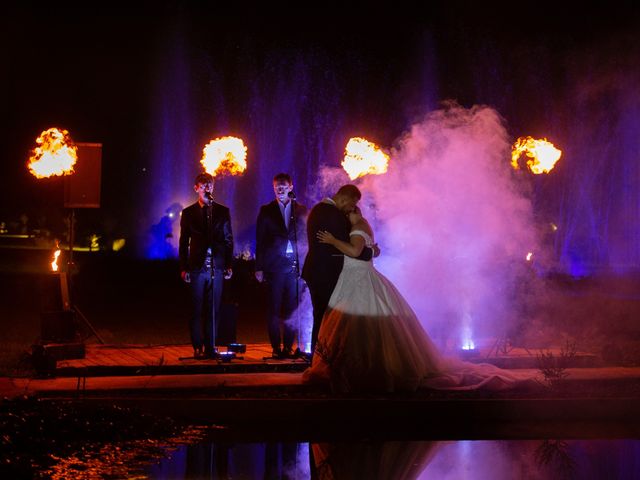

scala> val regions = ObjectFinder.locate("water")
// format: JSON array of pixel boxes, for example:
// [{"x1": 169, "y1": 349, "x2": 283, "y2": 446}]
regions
[{"x1": 143, "y1": 438, "x2": 639, "y2": 479}]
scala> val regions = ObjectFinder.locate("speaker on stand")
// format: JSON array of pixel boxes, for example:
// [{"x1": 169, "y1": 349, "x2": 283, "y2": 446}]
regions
[
  {"x1": 32, "y1": 142, "x2": 106, "y2": 376},
  {"x1": 60, "y1": 142, "x2": 105, "y2": 345}
]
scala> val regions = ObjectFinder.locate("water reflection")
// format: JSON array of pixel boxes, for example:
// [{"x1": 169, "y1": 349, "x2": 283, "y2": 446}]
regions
[
  {"x1": 148, "y1": 442, "x2": 310, "y2": 479},
  {"x1": 144, "y1": 439, "x2": 640, "y2": 479},
  {"x1": 312, "y1": 442, "x2": 438, "y2": 480}
]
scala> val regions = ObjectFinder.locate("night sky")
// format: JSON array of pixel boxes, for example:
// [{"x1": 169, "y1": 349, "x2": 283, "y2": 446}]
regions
[{"x1": 2, "y1": 2, "x2": 640, "y2": 272}]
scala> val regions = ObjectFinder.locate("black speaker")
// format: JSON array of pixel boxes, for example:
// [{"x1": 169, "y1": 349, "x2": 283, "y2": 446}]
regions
[{"x1": 64, "y1": 142, "x2": 102, "y2": 208}]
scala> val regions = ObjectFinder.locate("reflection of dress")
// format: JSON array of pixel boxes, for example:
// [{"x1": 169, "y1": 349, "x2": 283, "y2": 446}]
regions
[
  {"x1": 312, "y1": 441, "x2": 440, "y2": 480},
  {"x1": 303, "y1": 230, "x2": 539, "y2": 393}
]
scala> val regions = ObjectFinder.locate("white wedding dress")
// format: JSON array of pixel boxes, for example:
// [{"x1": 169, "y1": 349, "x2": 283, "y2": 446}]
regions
[{"x1": 303, "y1": 230, "x2": 539, "y2": 393}]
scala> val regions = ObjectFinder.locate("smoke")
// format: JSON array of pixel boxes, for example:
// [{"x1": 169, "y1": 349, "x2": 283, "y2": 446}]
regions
[
  {"x1": 306, "y1": 165, "x2": 351, "y2": 205},
  {"x1": 285, "y1": 286, "x2": 314, "y2": 352},
  {"x1": 359, "y1": 102, "x2": 539, "y2": 351}
]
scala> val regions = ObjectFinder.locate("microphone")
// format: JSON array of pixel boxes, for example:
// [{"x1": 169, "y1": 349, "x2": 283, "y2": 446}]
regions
[
  {"x1": 287, "y1": 191, "x2": 296, "y2": 200},
  {"x1": 205, "y1": 191, "x2": 213, "y2": 202}
]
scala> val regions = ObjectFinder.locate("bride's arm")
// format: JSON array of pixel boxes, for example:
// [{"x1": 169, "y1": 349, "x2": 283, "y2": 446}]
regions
[{"x1": 316, "y1": 230, "x2": 365, "y2": 257}]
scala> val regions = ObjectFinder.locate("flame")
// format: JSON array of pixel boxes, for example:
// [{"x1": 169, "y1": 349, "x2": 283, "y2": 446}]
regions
[
  {"x1": 28, "y1": 128, "x2": 78, "y2": 178},
  {"x1": 511, "y1": 136, "x2": 561, "y2": 174},
  {"x1": 342, "y1": 137, "x2": 389, "y2": 180},
  {"x1": 51, "y1": 248, "x2": 61, "y2": 271},
  {"x1": 200, "y1": 136, "x2": 247, "y2": 177}
]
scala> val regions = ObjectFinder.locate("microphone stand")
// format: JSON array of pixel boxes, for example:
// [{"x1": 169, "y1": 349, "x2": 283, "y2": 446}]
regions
[{"x1": 205, "y1": 197, "x2": 218, "y2": 359}]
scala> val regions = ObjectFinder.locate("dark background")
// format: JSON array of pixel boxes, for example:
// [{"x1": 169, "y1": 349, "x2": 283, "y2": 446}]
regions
[{"x1": 3, "y1": 2, "x2": 640, "y2": 269}]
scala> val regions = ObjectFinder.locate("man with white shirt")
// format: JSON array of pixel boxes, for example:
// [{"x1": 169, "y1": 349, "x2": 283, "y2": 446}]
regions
[{"x1": 255, "y1": 173, "x2": 307, "y2": 358}]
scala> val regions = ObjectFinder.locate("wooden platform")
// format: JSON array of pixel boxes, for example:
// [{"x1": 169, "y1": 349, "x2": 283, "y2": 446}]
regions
[
  {"x1": 54, "y1": 343, "x2": 310, "y2": 377},
  {"x1": 48, "y1": 342, "x2": 602, "y2": 378}
]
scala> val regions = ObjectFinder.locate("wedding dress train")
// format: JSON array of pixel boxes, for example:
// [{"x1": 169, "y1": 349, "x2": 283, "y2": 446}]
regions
[{"x1": 303, "y1": 230, "x2": 539, "y2": 393}]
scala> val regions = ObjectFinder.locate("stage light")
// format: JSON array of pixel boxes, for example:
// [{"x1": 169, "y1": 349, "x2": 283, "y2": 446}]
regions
[
  {"x1": 227, "y1": 343, "x2": 246, "y2": 353},
  {"x1": 218, "y1": 351, "x2": 236, "y2": 362},
  {"x1": 459, "y1": 345, "x2": 477, "y2": 360},
  {"x1": 461, "y1": 323, "x2": 475, "y2": 353}
]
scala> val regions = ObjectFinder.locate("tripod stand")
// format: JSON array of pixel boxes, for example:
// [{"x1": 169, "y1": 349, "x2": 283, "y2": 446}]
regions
[
  {"x1": 485, "y1": 331, "x2": 532, "y2": 358},
  {"x1": 61, "y1": 208, "x2": 104, "y2": 344}
]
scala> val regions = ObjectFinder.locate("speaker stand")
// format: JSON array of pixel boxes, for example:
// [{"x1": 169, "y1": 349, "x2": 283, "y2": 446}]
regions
[{"x1": 58, "y1": 271, "x2": 105, "y2": 344}]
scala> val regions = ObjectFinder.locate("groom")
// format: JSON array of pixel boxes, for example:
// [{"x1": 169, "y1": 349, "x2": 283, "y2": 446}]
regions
[{"x1": 302, "y1": 184, "x2": 377, "y2": 354}]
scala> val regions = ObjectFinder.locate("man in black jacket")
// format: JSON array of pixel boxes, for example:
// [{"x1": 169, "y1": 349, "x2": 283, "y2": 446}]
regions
[
  {"x1": 255, "y1": 173, "x2": 307, "y2": 358},
  {"x1": 302, "y1": 184, "x2": 377, "y2": 354},
  {"x1": 179, "y1": 172, "x2": 233, "y2": 359}
]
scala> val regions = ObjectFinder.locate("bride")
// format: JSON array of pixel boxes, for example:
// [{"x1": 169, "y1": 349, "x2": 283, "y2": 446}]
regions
[{"x1": 302, "y1": 207, "x2": 539, "y2": 393}]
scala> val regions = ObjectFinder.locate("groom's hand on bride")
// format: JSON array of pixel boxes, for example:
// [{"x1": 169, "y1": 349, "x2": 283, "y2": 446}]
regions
[
  {"x1": 317, "y1": 230, "x2": 335, "y2": 244},
  {"x1": 372, "y1": 243, "x2": 381, "y2": 257}
]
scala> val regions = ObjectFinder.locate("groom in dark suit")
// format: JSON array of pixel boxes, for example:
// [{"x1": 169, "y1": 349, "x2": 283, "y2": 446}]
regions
[
  {"x1": 302, "y1": 184, "x2": 377, "y2": 354},
  {"x1": 255, "y1": 173, "x2": 307, "y2": 358},
  {"x1": 179, "y1": 172, "x2": 234, "y2": 359}
]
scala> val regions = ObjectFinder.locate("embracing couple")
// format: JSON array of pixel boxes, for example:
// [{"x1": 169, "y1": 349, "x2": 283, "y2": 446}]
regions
[
  {"x1": 301, "y1": 184, "x2": 539, "y2": 393},
  {"x1": 301, "y1": 184, "x2": 444, "y2": 393}
]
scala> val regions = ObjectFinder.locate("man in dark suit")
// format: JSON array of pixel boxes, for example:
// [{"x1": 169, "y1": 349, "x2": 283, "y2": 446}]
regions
[
  {"x1": 302, "y1": 184, "x2": 377, "y2": 354},
  {"x1": 255, "y1": 173, "x2": 307, "y2": 358},
  {"x1": 179, "y1": 172, "x2": 234, "y2": 359}
]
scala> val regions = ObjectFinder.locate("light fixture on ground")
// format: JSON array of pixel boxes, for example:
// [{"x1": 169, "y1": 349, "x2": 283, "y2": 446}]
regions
[{"x1": 227, "y1": 343, "x2": 246, "y2": 353}]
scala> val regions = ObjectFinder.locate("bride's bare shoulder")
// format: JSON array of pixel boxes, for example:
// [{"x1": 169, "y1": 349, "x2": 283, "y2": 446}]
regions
[{"x1": 354, "y1": 219, "x2": 374, "y2": 237}]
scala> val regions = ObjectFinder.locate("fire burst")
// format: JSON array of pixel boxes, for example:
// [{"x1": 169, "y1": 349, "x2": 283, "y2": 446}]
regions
[
  {"x1": 28, "y1": 128, "x2": 78, "y2": 178},
  {"x1": 51, "y1": 248, "x2": 61, "y2": 271},
  {"x1": 342, "y1": 137, "x2": 389, "y2": 180},
  {"x1": 200, "y1": 136, "x2": 247, "y2": 177},
  {"x1": 511, "y1": 136, "x2": 562, "y2": 174}
]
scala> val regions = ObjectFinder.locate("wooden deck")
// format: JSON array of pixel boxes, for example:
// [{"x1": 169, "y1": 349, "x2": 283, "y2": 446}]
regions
[
  {"x1": 45, "y1": 341, "x2": 601, "y2": 378},
  {"x1": 54, "y1": 343, "x2": 310, "y2": 377}
]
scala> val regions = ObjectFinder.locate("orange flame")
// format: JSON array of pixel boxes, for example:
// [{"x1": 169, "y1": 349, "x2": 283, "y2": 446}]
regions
[
  {"x1": 51, "y1": 248, "x2": 61, "y2": 271},
  {"x1": 28, "y1": 128, "x2": 78, "y2": 178},
  {"x1": 200, "y1": 136, "x2": 247, "y2": 177},
  {"x1": 511, "y1": 136, "x2": 562, "y2": 174},
  {"x1": 342, "y1": 137, "x2": 389, "y2": 180}
]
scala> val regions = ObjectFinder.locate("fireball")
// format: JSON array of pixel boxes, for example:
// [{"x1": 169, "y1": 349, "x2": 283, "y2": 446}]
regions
[
  {"x1": 342, "y1": 137, "x2": 389, "y2": 180},
  {"x1": 200, "y1": 136, "x2": 247, "y2": 177},
  {"x1": 511, "y1": 136, "x2": 561, "y2": 174},
  {"x1": 28, "y1": 128, "x2": 78, "y2": 178}
]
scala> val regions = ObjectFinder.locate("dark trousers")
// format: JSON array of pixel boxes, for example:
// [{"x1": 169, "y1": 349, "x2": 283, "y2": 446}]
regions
[
  {"x1": 189, "y1": 267, "x2": 223, "y2": 351},
  {"x1": 308, "y1": 278, "x2": 338, "y2": 354},
  {"x1": 265, "y1": 270, "x2": 299, "y2": 351}
]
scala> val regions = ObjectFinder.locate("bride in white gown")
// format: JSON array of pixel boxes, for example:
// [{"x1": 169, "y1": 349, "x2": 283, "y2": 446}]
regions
[{"x1": 302, "y1": 208, "x2": 540, "y2": 393}]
